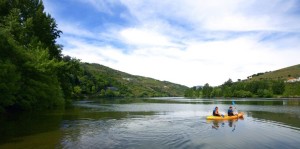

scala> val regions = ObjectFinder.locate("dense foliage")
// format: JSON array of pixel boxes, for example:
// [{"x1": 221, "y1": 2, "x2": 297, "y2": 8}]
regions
[
  {"x1": 185, "y1": 78, "x2": 300, "y2": 98},
  {"x1": 0, "y1": 0, "x2": 80, "y2": 112}
]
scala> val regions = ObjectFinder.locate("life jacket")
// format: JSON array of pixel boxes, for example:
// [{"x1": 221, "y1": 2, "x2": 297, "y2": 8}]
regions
[
  {"x1": 213, "y1": 109, "x2": 216, "y2": 116},
  {"x1": 228, "y1": 109, "x2": 234, "y2": 116}
]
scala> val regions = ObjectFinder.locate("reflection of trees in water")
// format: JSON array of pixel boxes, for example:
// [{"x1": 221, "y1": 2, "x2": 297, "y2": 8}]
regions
[
  {"x1": 92, "y1": 98, "x2": 300, "y2": 106},
  {"x1": 287, "y1": 99, "x2": 300, "y2": 106},
  {"x1": 0, "y1": 111, "x2": 63, "y2": 145},
  {"x1": 218, "y1": 99, "x2": 300, "y2": 106},
  {"x1": 249, "y1": 111, "x2": 300, "y2": 129}
]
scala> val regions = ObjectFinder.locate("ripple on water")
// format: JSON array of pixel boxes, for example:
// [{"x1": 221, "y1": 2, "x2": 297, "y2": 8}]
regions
[
  {"x1": 58, "y1": 99, "x2": 300, "y2": 149},
  {"x1": 233, "y1": 117, "x2": 300, "y2": 149}
]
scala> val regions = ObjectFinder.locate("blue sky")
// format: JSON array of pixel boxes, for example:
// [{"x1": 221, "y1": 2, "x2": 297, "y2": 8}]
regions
[{"x1": 44, "y1": 0, "x2": 300, "y2": 87}]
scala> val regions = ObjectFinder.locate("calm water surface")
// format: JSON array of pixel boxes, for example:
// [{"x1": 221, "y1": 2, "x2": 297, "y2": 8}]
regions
[{"x1": 0, "y1": 98, "x2": 300, "y2": 149}]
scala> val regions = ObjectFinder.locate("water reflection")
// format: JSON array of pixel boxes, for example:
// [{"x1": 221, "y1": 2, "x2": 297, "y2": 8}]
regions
[
  {"x1": 248, "y1": 111, "x2": 300, "y2": 130},
  {"x1": 206, "y1": 118, "x2": 244, "y2": 132},
  {"x1": 0, "y1": 111, "x2": 63, "y2": 148}
]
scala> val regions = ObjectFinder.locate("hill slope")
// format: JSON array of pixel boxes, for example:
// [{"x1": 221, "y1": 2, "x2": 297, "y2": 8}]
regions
[
  {"x1": 247, "y1": 64, "x2": 300, "y2": 81},
  {"x1": 77, "y1": 63, "x2": 188, "y2": 97}
]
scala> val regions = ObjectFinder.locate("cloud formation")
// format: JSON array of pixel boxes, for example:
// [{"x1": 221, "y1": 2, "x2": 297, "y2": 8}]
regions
[{"x1": 44, "y1": 0, "x2": 300, "y2": 86}]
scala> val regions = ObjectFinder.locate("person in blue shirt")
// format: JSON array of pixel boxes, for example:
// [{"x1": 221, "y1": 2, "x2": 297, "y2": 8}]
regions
[{"x1": 228, "y1": 106, "x2": 234, "y2": 116}]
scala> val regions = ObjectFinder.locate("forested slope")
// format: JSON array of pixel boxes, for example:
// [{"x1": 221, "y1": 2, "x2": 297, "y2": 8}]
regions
[{"x1": 73, "y1": 63, "x2": 188, "y2": 98}]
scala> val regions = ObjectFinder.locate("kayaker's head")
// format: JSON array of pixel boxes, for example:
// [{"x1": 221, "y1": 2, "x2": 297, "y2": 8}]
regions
[
  {"x1": 215, "y1": 107, "x2": 218, "y2": 110},
  {"x1": 229, "y1": 106, "x2": 232, "y2": 109}
]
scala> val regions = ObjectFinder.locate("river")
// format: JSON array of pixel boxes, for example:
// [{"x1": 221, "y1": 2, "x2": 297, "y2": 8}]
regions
[{"x1": 0, "y1": 98, "x2": 300, "y2": 149}]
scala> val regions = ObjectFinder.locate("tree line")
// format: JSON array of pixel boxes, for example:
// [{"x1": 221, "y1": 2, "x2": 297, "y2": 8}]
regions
[{"x1": 184, "y1": 79, "x2": 300, "y2": 98}]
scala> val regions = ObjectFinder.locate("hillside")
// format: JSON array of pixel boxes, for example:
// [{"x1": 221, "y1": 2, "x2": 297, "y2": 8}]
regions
[
  {"x1": 76, "y1": 63, "x2": 189, "y2": 97},
  {"x1": 185, "y1": 63, "x2": 300, "y2": 98},
  {"x1": 247, "y1": 64, "x2": 300, "y2": 81}
]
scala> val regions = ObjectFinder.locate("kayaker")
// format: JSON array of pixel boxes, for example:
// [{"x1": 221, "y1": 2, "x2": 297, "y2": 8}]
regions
[
  {"x1": 228, "y1": 106, "x2": 235, "y2": 116},
  {"x1": 213, "y1": 107, "x2": 221, "y2": 116}
]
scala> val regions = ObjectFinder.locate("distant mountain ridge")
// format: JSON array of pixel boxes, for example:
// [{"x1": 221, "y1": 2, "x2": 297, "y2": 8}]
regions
[
  {"x1": 78, "y1": 63, "x2": 188, "y2": 97},
  {"x1": 247, "y1": 64, "x2": 300, "y2": 81}
]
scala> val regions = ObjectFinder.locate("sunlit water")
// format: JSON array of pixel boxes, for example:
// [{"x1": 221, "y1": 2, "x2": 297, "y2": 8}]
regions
[{"x1": 1, "y1": 98, "x2": 300, "y2": 149}]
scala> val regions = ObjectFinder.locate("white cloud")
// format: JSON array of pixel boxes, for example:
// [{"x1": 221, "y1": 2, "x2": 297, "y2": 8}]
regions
[
  {"x1": 121, "y1": 0, "x2": 300, "y2": 32},
  {"x1": 44, "y1": 0, "x2": 300, "y2": 87},
  {"x1": 120, "y1": 28, "x2": 172, "y2": 47},
  {"x1": 76, "y1": 0, "x2": 117, "y2": 15},
  {"x1": 60, "y1": 32, "x2": 300, "y2": 87}
]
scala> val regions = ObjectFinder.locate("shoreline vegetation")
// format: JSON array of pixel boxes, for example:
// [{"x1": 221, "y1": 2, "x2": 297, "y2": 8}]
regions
[
  {"x1": 185, "y1": 64, "x2": 300, "y2": 98},
  {"x1": 184, "y1": 79, "x2": 300, "y2": 99}
]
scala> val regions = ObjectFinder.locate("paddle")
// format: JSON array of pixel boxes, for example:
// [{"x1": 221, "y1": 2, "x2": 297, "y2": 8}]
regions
[{"x1": 232, "y1": 100, "x2": 238, "y2": 116}]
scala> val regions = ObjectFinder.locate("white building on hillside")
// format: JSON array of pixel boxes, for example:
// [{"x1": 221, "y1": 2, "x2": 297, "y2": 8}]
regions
[{"x1": 286, "y1": 77, "x2": 300, "y2": 83}]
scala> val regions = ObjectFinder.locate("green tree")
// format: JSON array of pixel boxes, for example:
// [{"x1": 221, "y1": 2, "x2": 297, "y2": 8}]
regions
[
  {"x1": 0, "y1": 60, "x2": 20, "y2": 112},
  {"x1": 202, "y1": 83, "x2": 213, "y2": 98},
  {"x1": 223, "y1": 78, "x2": 233, "y2": 87},
  {"x1": 257, "y1": 89, "x2": 273, "y2": 98},
  {"x1": 233, "y1": 90, "x2": 252, "y2": 98},
  {"x1": 272, "y1": 80, "x2": 285, "y2": 95},
  {"x1": 222, "y1": 86, "x2": 232, "y2": 97},
  {"x1": 0, "y1": 0, "x2": 79, "y2": 112},
  {"x1": 184, "y1": 88, "x2": 194, "y2": 97},
  {"x1": 211, "y1": 87, "x2": 222, "y2": 97},
  {"x1": 73, "y1": 86, "x2": 82, "y2": 95},
  {"x1": 58, "y1": 56, "x2": 81, "y2": 99},
  {"x1": 283, "y1": 82, "x2": 300, "y2": 97}
]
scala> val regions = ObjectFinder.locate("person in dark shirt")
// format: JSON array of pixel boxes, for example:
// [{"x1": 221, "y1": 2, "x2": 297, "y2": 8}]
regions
[
  {"x1": 213, "y1": 107, "x2": 221, "y2": 116},
  {"x1": 228, "y1": 106, "x2": 234, "y2": 116}
]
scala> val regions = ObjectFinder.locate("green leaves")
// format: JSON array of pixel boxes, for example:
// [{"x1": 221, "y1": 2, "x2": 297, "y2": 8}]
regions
[
  {"x1": 0, "y1": 60, "x2": 20, "y2": 108},
  {"x1": 0, "y1": 0, "x2": 74, "y2": 112},
  {"x1": 184, "y1": 80, "x2": 290, "y2": 98},
  {"x1": 202, "y1": 83, "x2": 213, "y2": 98},
  {"x1": 25, "y1": 45, "x2": 65, "y2": 73}
]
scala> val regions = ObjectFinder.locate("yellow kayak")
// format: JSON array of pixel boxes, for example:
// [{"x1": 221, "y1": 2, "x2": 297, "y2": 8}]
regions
[{"x1": 206, "y1": 112, "x2": 244, "y2": 120}]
